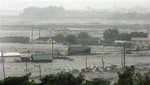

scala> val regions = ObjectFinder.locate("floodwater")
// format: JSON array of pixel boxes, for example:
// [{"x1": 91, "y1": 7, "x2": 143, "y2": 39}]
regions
[{"x1": 0, "y1": 43, "x2": 150, "y2": 83}]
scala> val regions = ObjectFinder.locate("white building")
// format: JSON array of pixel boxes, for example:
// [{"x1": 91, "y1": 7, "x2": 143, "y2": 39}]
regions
[
  {"x1": 0, "y1": 52, "x2": 21, "y2": 62},
  {"x1": 131, "y1": 38, "x2": 150, "y2": 47}
]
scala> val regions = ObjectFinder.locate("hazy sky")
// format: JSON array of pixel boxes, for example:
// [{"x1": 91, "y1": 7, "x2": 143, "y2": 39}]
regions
[{"x1": 1, "y1": 0, "x2": 150, "y2": 10}]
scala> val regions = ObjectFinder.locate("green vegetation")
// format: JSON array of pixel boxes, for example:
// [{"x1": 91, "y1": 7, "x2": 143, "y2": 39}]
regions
[
  {"x1": 65, "y1": 34, "x2": 77, "y2": 44},
  {"x1": 0, "y1": 73, "x2": 36, "y2": 85},
  {"x1": 115, "y1": 66, "x2": 150, "y2": 85},
  {"x1": 1, "y1": 66, "x2": 150, "y2": 85},
  {"x1": 40, "y1": 72, "x2": 84, "y2": 85},
  {"x1": 103, "y1": 29, "x2": 119, "y2": 45},
  {"x1": 78, "y1": 32, "x2": 91, "y2": 39},
  {"x1": 54, "y1": 33, "x2": 65, "y2": 43},
  {"x1": 54, "y1": 32, "x2": 99, "y2": 45}
]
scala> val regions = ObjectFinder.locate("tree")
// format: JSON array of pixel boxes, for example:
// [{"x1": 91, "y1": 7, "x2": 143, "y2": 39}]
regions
[
  {"x1": 117, "y1": 33, "x2": 130, "y2": 41},
  {"x1": 115, "y1": 66, "x2": 135, "y2": 85},
  {"x1": 65, "y1": 34, "x2": 77, "y2": 44},
  {"x1": 129, "y1": 32, "x2": 147, "y2": 40},
  {"x1": 54, "y1": 33, "x2": 65, "y2": 43},
  {"x1": 115, "y1": 65, "x2": 150, "y2": 85},
  {"x1": 103, "y1": 29, "x2": 119, "y2": 45},
  {"x1": 78, "y1": 32, "x2": 91, "y2": 39},
  {"x1": 0, "y1": 73, "x2": 36, "y2": 85}
]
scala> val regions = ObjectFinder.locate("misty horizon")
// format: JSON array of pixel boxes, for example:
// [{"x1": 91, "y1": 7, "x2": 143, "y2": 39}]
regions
[{"x1": 1, "y1": 0, "x2": 150, "y2": 11}]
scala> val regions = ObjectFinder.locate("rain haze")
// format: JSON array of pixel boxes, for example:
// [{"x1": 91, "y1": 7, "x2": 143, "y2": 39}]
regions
[{"x1": 1, "y1": 0, "x2": 150, "y2": 85}]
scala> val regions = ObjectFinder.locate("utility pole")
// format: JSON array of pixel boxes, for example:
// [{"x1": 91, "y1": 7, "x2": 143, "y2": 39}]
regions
[
  {"x1": 39, "y1": 65, "x2": 41, "y2": 79},
  {"x1": 123, "y1": 43, "x2": 126, "y2": 68},
  {"x1": 1, "y1": 50, "x2": 5, "y2": 78},
  {"x1": 85, "y1": 56, "x2": 87, "y2": 69},
  {"x1": 121, "y1": 55, "x2": 124, "y2": 68},
  {"x1": 31, "y1": 25, "x2": 33, "y2": 43},
  {"x1": 101, "y1": 57, "x2": 104, "y2": 69},
  {"x1": 25, "y1": 57, "x2": 28, "y2": 71},
  {"x1": 52, "y1": 37, "x2": 54, "y2": 58}
]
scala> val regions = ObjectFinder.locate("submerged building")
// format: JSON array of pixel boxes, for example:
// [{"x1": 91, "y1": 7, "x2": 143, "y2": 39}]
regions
[
  {"x1": 68, "y1": 46, "x2": 91, "y2": 55},
  {"x1": 31, "y1": 54, "x2": 53, "y2": 62},
  {"x1": 0, "y1": 52, "x2": 21, "y2": 62}
]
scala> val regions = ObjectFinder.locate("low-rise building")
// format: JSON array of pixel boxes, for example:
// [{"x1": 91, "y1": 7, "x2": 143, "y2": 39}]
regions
[
  {"x1": 131, "y1": 38, "x2": 150, "y2": 47},
  {"x1": 0, "y1": 52, "x2": 21, "y2": 62},
  {"x1": 31, "y1": 54, "x2": 53, "y2": 62},
  {"x1": 33, "y1": 37, "x2": 54, "y2": 44},
  {"x1": 68, "y1": 46, "x2": 91, "y2": 55}
]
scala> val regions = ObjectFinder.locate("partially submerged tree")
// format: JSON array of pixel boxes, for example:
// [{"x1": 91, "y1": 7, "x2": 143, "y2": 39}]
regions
[
  {"x1": 78, "y1": 32, "x2": 91, "y2": 39},
  {"x1": 65, "y1": 34, "x2": 77, "y2": 44},
  {"x1": 103, "y1": 29, "x2": 119, "y2": 45},
  {"x1": 54, "y1": 33, "x2": 65, "y2": 43},
  {"x1": 115, "y1": 66, "x2": 150, "y2": 85}
]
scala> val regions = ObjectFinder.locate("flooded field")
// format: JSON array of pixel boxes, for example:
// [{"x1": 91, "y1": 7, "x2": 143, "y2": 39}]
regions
[{"x1": 0, "y1": 43, "x2": 150, "y2": 83}]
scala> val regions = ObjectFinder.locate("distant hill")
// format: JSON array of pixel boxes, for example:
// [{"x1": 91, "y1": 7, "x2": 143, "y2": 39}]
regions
[{"x1": 20, "y1": 6, "x2": 150, "y2": 20}]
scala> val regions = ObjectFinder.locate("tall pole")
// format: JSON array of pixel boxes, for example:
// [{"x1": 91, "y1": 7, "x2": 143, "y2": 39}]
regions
[
  {"x1": 25, "y1": 57, "x2": 28, "y2": 71},
  {"x1": 85, "y1": 56, "x2": 87, "y2": 69},
  {"x1": 31, "y1": 25, "x2": 34, "y2": 53},
  {"x1": 1, "y1": 50, "x2": 5, "y2": 78},
  {"x1": 123, "y1": 43, "x2": 126, "y2": 67},
  {"x1": 52, "y1": 37, "x2": 54, "y2": 58},
  {"x1": 31, "y1": 25, "x2": 33, "y2": 43},
  {"x1": 121, "y1": 55, "x2": 124, "y2": 68},
  {"x1": 39, "y1": 65, "x2": 41, "y2": 79},
  {"x1": 101, "y1": 57, "x2": 104, "y2": 69}
]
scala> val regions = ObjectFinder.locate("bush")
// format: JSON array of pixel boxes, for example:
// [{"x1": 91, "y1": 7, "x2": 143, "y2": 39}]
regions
[
  {"x1": 83, "y1": 78, "x2": 110, "y2": 85},
  {"x1": 40, "y1": 72, "x2": 84, "y2": 85},
  {"x1": 0, "y1": 73, "x2": 36, "y2": 85},
  {"x1": 115, "y1": 66, "x2": 150, "y2": 85}
]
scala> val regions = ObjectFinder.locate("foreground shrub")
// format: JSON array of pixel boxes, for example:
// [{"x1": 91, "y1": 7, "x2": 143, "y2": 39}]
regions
[
  {"x1": 83, "y1": 78, "x2": 110, "y2": 85},
  {"x1": 115, "y1": 65, "x2": 150, "y2": 85},
  {"x1": 0, "y1": 73, "x2": 36, "y2": 85},
  {"x1": 40, "y1": 72, "x2": 84, "y2": 85}
]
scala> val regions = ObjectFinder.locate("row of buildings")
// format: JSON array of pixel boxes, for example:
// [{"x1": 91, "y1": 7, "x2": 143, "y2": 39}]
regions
[
  {"x1": 0, "y1": 46, "x2": 91, "y2": 62},
  {"x1": 115, "y1": 37, "x2": 150, "y2": 51}
]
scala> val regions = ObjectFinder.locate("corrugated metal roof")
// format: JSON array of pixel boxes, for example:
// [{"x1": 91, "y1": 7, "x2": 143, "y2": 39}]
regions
[
  {"x1": 114, "y1": 40, "x2": 130, "y2": 43},
  {"x1": 68, "y1": 46, "x2": 91, "y2": 55},
  {"x1": 31, "y1": 54, "x2": 53, "y2": 61},
  {"x1": 0, "y1": 52, "x2": 21, "y2": 57},
  {"x1": 36, "y1": 37, "x2": 51, "y2": 41}
]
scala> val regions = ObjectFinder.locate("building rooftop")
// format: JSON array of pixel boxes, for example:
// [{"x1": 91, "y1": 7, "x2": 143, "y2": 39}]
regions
[
  {"x1": 36, "y1": 37, "x2": 51, "y2": 41},
  {"x1": 131, "y1": 38, "x2": 150, "y2": 41},
  {"x1": 0, "y1": 52, "x2": 21, "y2": 57}
]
